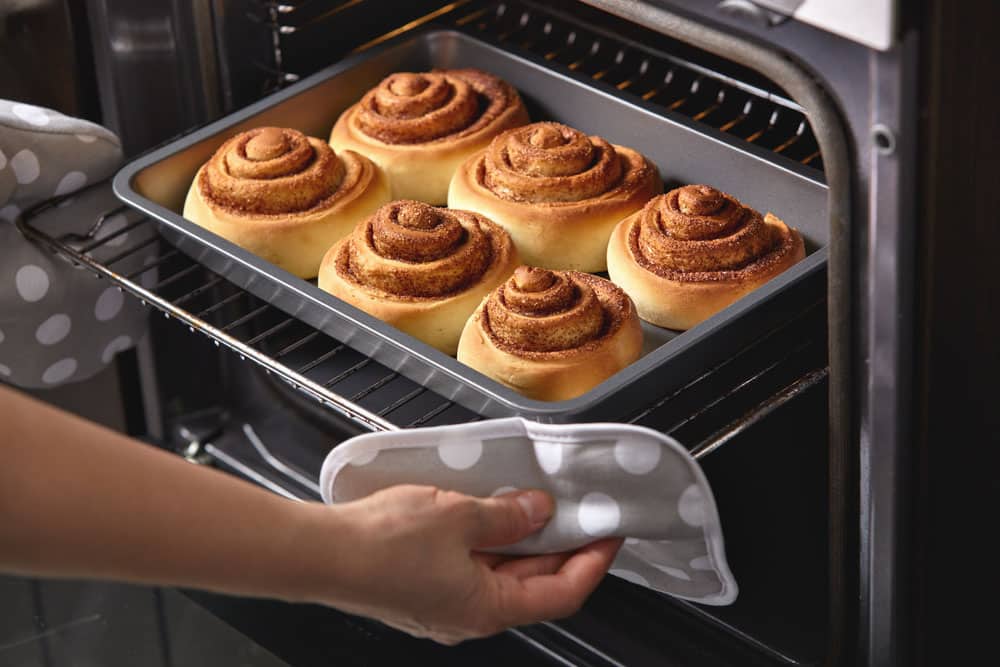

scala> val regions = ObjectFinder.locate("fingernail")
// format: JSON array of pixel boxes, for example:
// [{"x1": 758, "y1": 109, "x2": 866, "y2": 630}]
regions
[{"x1": 516, "y1": 491, "x2": 553, "y2": 526}]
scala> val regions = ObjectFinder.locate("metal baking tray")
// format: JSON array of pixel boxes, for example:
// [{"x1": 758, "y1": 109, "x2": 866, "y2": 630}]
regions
[{"x1": 113, "y1": 27, "x2": 828, "y2": 422}]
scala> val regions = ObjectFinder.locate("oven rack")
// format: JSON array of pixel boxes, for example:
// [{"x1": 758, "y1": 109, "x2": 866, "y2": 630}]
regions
[
  {"x1": 248, "y1": 0, "x2": 824, "y2": 171},
  {"x1": 17, "y1": 182, "x2": 827, "y2": 496}
]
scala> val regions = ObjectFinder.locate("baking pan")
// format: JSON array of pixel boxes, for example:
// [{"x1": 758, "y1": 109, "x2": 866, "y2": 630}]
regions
[{"x1": 113, "y1": 27, "x2": 828, "y2": 422}]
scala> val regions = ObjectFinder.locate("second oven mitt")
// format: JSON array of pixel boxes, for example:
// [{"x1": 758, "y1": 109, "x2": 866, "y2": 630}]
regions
[
  {"x1": 320, "y1": 417, "x2": 738, "y2": 605},
  {"x1": 0, "y1": 100, "x2": 152, "y2": 388}
]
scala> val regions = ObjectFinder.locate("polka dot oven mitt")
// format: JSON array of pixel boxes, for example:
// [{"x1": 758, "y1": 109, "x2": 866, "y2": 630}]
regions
[
  {"x1": 321, "y1": 418, "x2": 738, "y2": 605},
  {"x1": 1, "y1": 100, "x2": 152, "y2": 388}
]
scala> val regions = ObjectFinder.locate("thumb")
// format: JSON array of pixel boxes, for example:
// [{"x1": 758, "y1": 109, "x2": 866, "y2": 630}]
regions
[{"x1": 466, "y1": 490, "x2": 555, "y2": 549}]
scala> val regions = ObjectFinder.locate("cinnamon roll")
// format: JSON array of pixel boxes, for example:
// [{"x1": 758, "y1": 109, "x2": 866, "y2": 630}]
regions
[
  {"x1": 318, "y1": 200, "x2": 519, "y2": 355},
  {"x1": 183, "y1": 127, "x2": 390, "y2": 278},
  {"x1": 457, "y1": 266, "x2": 643, "y2": 401},
  {"x1": 328, "y1": 69, "x2": 529, "y2": 204},
  {"x1": 606, "y1": 185, "x2": 806, "y2": 330},
  {"x1": 448, "y1": 121, "x2": 662, "y2": 272}
]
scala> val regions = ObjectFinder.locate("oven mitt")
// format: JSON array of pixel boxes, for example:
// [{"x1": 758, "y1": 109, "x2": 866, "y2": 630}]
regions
[
  {"x1": 320, "y1": 417, "x2": 738, "y2": 605},
  {"x1": 0, "y1": 100, "x2": 151, "y2": 388}
]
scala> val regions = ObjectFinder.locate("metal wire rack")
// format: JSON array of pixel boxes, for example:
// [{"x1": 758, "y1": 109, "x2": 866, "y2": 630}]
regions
[
  {"x1": 250, "y1": 0, "x2": 823, "y2": 170},
  {"x1": 16, "y1": 182, "x2": 827, "y2": 499},
  {"x1": 12, "y1": 0, "x2": 829, "y2": 498}
]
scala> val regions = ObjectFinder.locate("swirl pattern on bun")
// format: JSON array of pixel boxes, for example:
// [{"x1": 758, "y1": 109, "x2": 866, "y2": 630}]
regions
[
  {"x1": 457, "y1": 266, "x2": 643, "y2": 401},
  {"x1": 607, "y1": 184, "x2": 806, "y2": 330},
  {"x1": 183, "y1": 126, "x2": 390, "y2": 278},
  {"x1": 329, "y1": 69, "x2": 529, "y2": 203},
  {"x1": 448, "y1": 122, "x2": 661, "y2": 271},
  {"x1": 318, "y1": 200, "x2": 519, "y2": 355}
]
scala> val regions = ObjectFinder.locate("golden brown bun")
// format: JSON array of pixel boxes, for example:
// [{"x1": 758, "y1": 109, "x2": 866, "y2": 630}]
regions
[
  {"x1": 318, "y1": 200, "x2": 519, "y2": 355},
  {"x1": 183, "y1": 127, "x2": 390, "y2": 279},
  {"x1": 329, "y1": 69, "x2": 529, "y2": 204},
  {"x1": 448, "y1": 122, "x2": 662, "y2": 272},
  {"x1": 457, "y1": 267, "x2": 643, "y2": 401},
  {"x1": 607, "y1": 185, "x2": 806, "y2": 330}
]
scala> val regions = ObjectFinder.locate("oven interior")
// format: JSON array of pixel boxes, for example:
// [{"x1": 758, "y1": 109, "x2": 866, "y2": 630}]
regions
[{"x1": 17, "y1": 1, "x2": 836, "y2": 665}]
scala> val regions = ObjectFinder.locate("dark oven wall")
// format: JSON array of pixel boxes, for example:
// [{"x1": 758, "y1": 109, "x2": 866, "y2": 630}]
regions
[
  {"x1": 86, "y1": 0, "x2": 824, "y2": 167},
  {"x1": 85, "y1": 0, "x2": 452, "y2": 156}
]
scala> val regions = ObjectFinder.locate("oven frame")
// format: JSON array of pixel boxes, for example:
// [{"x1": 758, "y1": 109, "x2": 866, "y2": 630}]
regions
[{"x1": 38, "y1": 0, "x2": 974, "y2": 664}]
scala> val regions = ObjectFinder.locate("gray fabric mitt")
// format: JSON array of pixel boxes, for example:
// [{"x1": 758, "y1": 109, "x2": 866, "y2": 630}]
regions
[
  {"x1": 0, "y1": 100, "x2": 149, "y2": 388},
  {"x1": 321, "y1": 418, "x2": 738, "y2": 605}
]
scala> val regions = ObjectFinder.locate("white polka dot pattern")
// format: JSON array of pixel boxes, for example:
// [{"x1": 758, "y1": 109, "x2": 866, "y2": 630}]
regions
[
  {"x1": 0, "y1": 100, "x2": 149, "y2": 391},
  {"x1": 15, "y1": 265, "x2": 50, "y2": 302},
  {"x1": 42, "y1": 358, "x2": 77, "y2": 385},
  {"x1": 678, "y1": 484, "x2": 707, "y2": 527},
  {"x1": 94, "y1": 286, "x2": 124, "y2": 321},
  {"x1": 0, "y1": 363, "x2": 11, "y2": 377},
  {"x1": 320, "y1": 420, "x2": 736, "y2": 605},
  {"x1": 101, "y1": 336, "x2": 133, "y2": 364},
  {"x1": 533, "y1": 441, "x2": 563, "y2": 473},
  {"x1": 438, "y1": 440, "x2": 483, "y2": 470},
  {"x1": 614, "y1": 438, "x2": 662, "y2": 474},
  {"x1": 12, "y1": 103, "x2": 50, "y2": 126},
  {"x1": 0, "y1": 327, "x2": 5, "y2": 344},
  {"x1": 11, "y1": 149, "x2": 40, "y2": 184},
  {"x1": 0, "y1": 204, "x2": 21, "y2": 223},
  {"x1": 35, "y1": 314, "x2": 72, "y2": 345},
  {"x1": 54, "y1": 171, "x2": 87, "y2": 197},
  {"x1": 577, "y1": 492, "x2": 621, "y2": 537}
]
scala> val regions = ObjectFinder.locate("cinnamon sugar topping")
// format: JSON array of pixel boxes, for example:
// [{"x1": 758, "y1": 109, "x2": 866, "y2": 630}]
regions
[
  {"x1": 483, "y1": 269, "x2": 633, "y2": 357},
  {"x1": 245, "y1": 127, "x2": 288, "y2": 161},
  {"x1": 628, "y1": 185, "x2": 800, "y2": 281},
  {"x1": 335, "y1": 201, "x2": 515, "y2": 299},
  {"x1": 370, "y1": 201, "x2": 464, "y2": 263},
  {"x1": 477, "y1": 121, "x2": 657, "y2": 205},
  {"x1": 199, "y1": 127, "x2": 364, "y2": 217},
  {"x1": 353, "y1": 68, "x2": 524, "y2": 145},
  {"x1": 678, "y1": 184, "x2": 724, "y2": 216},
  {"x1": 513, "y1": 266, "x2": 554, "y2": 292},
  {"x1": 387, "y1": 73, "x2": 430, "y2": 97}
]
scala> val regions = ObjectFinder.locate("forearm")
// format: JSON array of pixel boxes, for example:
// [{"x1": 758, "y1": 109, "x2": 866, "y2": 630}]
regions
[{"x1": 0, "y1": 384, "x2": 336, "y2": 603}]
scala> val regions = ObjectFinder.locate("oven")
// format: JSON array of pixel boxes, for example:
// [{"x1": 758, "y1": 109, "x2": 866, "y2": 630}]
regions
[{"x1": 6, "y1": 0, "x2": 995, "y2": 665}]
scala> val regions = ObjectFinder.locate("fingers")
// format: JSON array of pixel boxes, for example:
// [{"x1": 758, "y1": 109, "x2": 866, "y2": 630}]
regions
[
  {"x1": 492, "y1": 538, "x2": 624, "y2": 626},
  {"x1": 464, "y1": 490, "x2": 554, "y2": 548},
  {"x1": 493, "y1": 551, "x2": 573, "y2": 579}
]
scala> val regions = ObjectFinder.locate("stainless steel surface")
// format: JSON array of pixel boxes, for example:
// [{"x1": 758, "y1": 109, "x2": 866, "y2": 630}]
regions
[
  {"x1": 85, "y1": 0, "x2": 223, "y2": 154},
  {"x1": 0, "y1": 0, "x2": 83, "y2": 116},
  {"x1": 114, "y1": 27, "x2": 828, "y2": 421},
  {"x1": 858, "y1": 33, "x2": 919, "y2": 667},
  {"x1": 0, "y1": 578, "x2": 290, "y2": 667}
]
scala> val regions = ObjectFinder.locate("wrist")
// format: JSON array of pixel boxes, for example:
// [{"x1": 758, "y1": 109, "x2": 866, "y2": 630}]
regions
[{"x1": 279, "y1": 500, "x2": 357, "y2": 606}]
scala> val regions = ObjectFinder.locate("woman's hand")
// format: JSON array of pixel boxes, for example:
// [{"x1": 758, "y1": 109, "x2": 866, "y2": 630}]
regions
[
  {"x1": 0, "y1": 386, "x2": 619, "y2": 646},
  {"x1": 305, "y1": 485, "x2": 621, "y2": 645}
]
